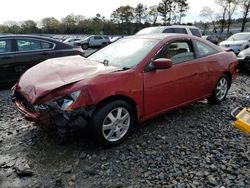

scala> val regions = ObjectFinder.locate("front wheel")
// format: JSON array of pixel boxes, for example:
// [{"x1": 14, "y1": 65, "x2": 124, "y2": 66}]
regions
[
  {"x1": 91, "y1": 100, "x2": 135, "y2": 147},
  {"x1": 207, "y1": 74, "x2": 230, "y2": 104}
]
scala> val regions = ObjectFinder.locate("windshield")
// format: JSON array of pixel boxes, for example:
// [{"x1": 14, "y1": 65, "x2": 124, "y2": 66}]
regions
[
  {"x1": 88, "y1": 38, "x2": 159, "y2": 68},
  {"x1": 227, "y1": 33, "x2": 250, "y2": 41},
  {"x1": 136, "y1": 27, "x2": 163, "y2": 35}
]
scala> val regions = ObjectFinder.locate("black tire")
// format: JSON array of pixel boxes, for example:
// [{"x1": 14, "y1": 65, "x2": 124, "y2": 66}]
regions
[
  {"x1": 81, "y1": 44, "x2": 88, "y2": 50},
  {"x1": 207, "y1": 74, "x2": 230, "y2": 104},
  {"x1": 90, "y1": 100, "x2": 135, "y2": 148},
  {"x1": 102, "y1": 42, "x2": 107, "y2": 47},
  {"x1": 238, "y1": 67, "x2": 245, "y2": 73}
]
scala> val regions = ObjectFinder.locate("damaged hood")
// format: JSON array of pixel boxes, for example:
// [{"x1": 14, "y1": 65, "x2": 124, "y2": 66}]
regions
[{"x1": 17, "y1": 55, "x2": 120, "y2": 103}]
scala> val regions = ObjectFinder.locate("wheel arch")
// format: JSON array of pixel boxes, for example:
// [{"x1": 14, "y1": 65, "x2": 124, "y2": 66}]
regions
[
  {"x1": 95, "y1": 95, "x2": 138, "y2": 122},
  {"x1": 222, "y1": 71, "x2": 232, "y2": 88}
]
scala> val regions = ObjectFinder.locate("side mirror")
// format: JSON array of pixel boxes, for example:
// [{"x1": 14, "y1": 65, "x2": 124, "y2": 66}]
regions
[{"x1": 153, "y1": 58, "x2": 173, "y2": 69}]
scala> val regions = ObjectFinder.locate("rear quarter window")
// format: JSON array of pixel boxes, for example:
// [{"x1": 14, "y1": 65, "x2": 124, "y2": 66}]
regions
[{"x1": 195, "y1": 40, "x2": 217, "y2": 57}]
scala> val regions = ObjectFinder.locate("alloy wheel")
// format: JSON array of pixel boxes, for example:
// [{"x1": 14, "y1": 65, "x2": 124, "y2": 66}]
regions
[
  {"x1": 216, "y1": 77, "x2": 228, "y2": 101},
  {"x1": 102, "y1": 107, "x2": 130, "y2": 142}
]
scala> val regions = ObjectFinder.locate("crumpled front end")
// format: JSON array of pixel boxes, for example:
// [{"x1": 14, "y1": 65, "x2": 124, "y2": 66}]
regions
[{"x1": 12, "y1": 87, "x2": 95, "y2": 133}]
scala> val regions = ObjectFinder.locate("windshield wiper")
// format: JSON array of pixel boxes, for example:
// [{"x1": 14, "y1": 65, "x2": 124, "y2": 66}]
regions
[
  {"x1": 103, "y1": 59, "x2": 109, "y2": 66},
  {"x1": 122, "y1": 67, "x2": 130, "y2": 70}
]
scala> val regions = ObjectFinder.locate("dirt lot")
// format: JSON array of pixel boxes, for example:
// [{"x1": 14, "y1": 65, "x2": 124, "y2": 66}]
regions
[{"x1": 0, "y1": 74, "x2": 249, "y2": 188}]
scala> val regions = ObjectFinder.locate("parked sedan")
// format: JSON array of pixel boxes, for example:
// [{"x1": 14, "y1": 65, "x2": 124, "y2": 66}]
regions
[
  {"x1": 237, "y1": 47, "x2": 250, "y2": 71},
  {"x1": 12, "y1": 34, "x2": 238, "y2": 147},
  {"x1": 219, "y1": 32, "x2": 250, "y2": 54},
  {"x1": 0, "y1": 35, "x2": 84, "y2": 85}
]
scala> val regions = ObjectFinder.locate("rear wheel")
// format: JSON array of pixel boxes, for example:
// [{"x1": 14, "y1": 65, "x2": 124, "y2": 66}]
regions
[
  {"x1": 91, "y1": 100, "x2": 135, "y2": 147},
  {"x1": 81, "y1": 44, "x2": 88, "y2": 50},
  {"x1": 207, "y1": 74, "x2": 230, "y2": 104}
]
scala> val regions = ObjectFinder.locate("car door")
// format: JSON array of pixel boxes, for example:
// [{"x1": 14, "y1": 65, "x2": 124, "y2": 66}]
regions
[
  {"x1": 88, "y1": 36, "x2": 95, "y2": 47},
  {"x1": 143, "y1": 39, "x2": 204, "y2": 117},
  {"x1": 0, "y1": 39, "x2": 17, "y2": 83},
  {"x1": 92, "y1": 36, "x2": 103, "y2": 47}
]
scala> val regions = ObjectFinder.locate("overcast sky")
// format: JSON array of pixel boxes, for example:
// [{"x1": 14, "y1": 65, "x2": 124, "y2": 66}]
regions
[{"x1": 0, "y1": 0, "x2": 218, "y2": 24}]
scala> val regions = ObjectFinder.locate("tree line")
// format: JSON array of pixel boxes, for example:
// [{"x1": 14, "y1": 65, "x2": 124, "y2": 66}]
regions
[
  {"x1": 199, "y1": 0, "x2": 250, "y2": 35},
  {"x1": 0, "y1": 0, "x2": 249, "y2": 36},
  {"x1": 0, "y1": 0, "x2": 189, "y2": 35}
]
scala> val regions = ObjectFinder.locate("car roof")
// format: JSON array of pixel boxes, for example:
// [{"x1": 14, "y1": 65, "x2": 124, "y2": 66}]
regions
[
  {"x1": 0, "y1": 34, "x2": 60, "y2": 42},
  {"x1": 127, "y1": 33, "x2": 194, "y2": 40},
  {"x1": 127, "y1": 33, "x2": 223, "y2": 52},
  {"x1": 233, "y1": 32, "x2": 250, "y2": 35},
  {"x1": 141, "y1": 25, "x2": 200, "y2": 31}
]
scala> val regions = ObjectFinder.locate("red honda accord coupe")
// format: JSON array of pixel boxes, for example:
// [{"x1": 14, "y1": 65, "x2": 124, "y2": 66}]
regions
[{"x1": 12, "y1": 34, "x2": 238, "y2": 147}]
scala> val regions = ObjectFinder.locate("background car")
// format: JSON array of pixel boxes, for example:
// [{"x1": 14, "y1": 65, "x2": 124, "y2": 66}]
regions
[
  {"x1": 13, "y1": 34, "x2": 237, "y2": 147},
  {"x1": 63, "y1": 38, "x2": 82, "y2": 46},
  {"x1": 219, "y1": 32, "x2": 250, "y2": 54},
  {"x1": 237, "y1": 47, "x2": 250, "y2": 72},
  {"x1": 75, "y1": 35, "x2": 110, "y2": 50},
  {"x1": 202, "y1": 35, "x2": 219, "y2": 45},
  {"x1": 136, "y1": 25, "x2": 202, "y2": 37},
  {"x1": 0, "y1": 35, "x2": 84, "y2": 85}
]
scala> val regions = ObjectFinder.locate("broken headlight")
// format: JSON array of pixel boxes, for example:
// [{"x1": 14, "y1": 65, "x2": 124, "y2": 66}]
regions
[{"x1": 55, "y1": 90, "x2": 81, "y2": 111}]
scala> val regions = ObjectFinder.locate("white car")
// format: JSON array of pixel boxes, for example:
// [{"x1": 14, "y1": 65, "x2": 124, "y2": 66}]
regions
[
  {"x1": 75, "y1": 35, "x2": 110, "y2": 50},
  {"x1": 136, "y1": 25, "x2": 202, "y2": 37},
  {"x1": 63, "y1": 38, "x2": 82, "y2": 46},
  {"x1": 219, "y1": 32, "x2": 250, "y2": 54}
]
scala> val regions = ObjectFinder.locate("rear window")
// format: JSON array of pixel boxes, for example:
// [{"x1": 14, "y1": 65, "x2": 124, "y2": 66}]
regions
[
  {"x1": 190, "y1": 28, "x2": 202, "y2": 37},
  {"x1": 163, "y1": 28, "x2": 188, "y2": 34},
  {"x1": 0, "y1": 40, "x2": 12, "y2": 53}
]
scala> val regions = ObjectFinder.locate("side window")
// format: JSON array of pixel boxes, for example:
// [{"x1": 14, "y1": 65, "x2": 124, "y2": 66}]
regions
[
  {"x1": 190, "y1": 29, "x2": 201, "y2": 37},
  {"x1": 163, "y1": 28, "x2": 188, "y2": 34},
  {"x1": 0, "y1": 40, "x2": 12, "y2": 53},
  {"x1": 94, "y1": 36, "x2": 102, "y2": 40},
  {"x1": 172, "y1": 28, "x2": 188, "y2": 34},
  {"x1": 156, "y1": 41, "x2": 195, "y2": 64},
  {"x1": 195, "y1": 40, "x2": 217, "y2": 57},
  {"x1": 41, "y1": 42, "x2": 53, "y2": 49},
  {"x1": 17, "y1": 39, "x2": 52, "y2": 51},
  {"x1": 163, "y1": 28, "x2": 174, "y2": 33}
]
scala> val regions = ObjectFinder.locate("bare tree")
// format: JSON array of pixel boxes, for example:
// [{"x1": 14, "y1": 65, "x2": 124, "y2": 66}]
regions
[
  {"x1": 226, "y1": 0, "x2": 239, "y2": 34},
  {"x1": 176, "y1": 0, "x2": 189, "y2": 24},
  {"x1": 215, "y1": 0, "x2": 227, "y2": 34},
  {"x1": 135, "y1": 3, "x2": 147, "y2": 24},
  {"x1": 157, "y1": 0, "x2": 175, "y2": 25},
  {"x1": 239, "y1": 0, "x2": 250, "y2": 32},
  {"x1": 147, "y1": 6, "x2": 159, "y2": 25},
  {"x1": 200, "y1": 6, "x2": 217, "y2": 33}
]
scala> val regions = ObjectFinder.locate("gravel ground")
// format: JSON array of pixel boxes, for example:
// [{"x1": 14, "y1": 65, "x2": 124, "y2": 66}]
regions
[{"x1": 0, "y1": 74, "x2": 249, "y2": 188}]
